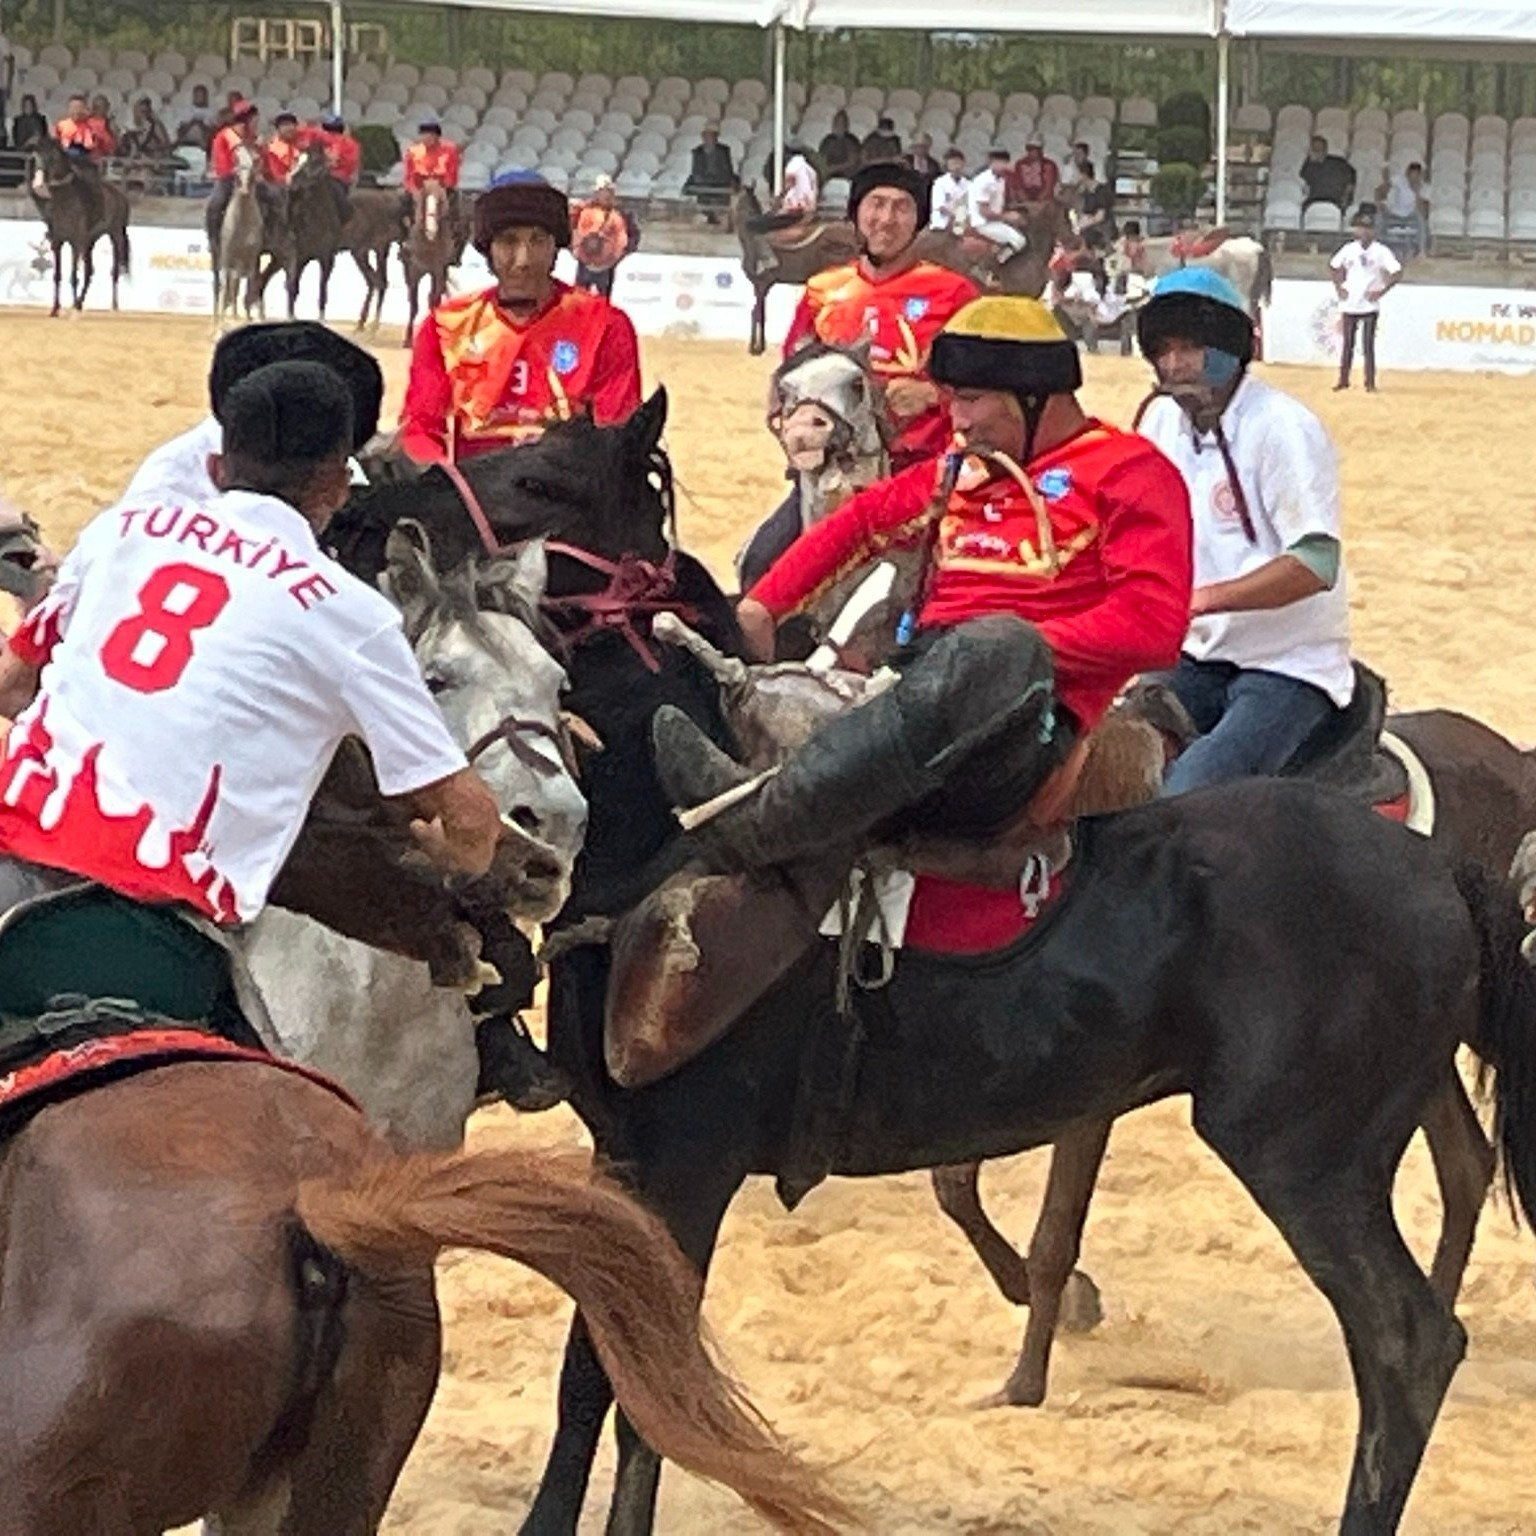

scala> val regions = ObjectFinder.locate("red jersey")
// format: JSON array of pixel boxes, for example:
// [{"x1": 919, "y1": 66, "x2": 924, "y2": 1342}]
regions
[
  {"x1": 317, "y1": 129, "x2": 361, "y2": 185},
  {"x1": 401, "y1": 280, "x2": 643, "y2": 463},
  {"x1": 263, "y1": 134, "x2": 305, "y2": 183},
  {"x1": 210, "y1": 123, "x2": 255, "y2": 180},
  {"x1": 751, "y1": 425, "x2": 1192, "y2": 729},
  {"x1": 403, "y1": 140, "x2": 461, "y2": 192},
  {"x1": 1011, "y1": 155, "x2": 1060, "y2": 204},
  {"x1": 784, "y1": 259, "x2": 978, "y2": 469},
  {"x1": 56, "y1": 116, "x2": 114, "y2": 159}
]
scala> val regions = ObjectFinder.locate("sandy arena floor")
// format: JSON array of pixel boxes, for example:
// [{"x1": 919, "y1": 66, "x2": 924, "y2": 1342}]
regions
[{"x1": 4, "y1": 310, "x2": 1536, "y2": 1534}]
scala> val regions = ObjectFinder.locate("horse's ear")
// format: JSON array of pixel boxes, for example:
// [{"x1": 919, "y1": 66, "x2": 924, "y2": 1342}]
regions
[
  {"x1": 381, "y1": 519, "x2": 440, "y2": 636},
  {"x1": 481, "y1": 538, "x2": 548, "y2": 617},
  {"x1": 624, "y1": 388, "x2": 668, "y2": 460}
]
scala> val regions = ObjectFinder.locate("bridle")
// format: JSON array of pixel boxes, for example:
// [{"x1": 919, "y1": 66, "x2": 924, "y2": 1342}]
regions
[
  {"x1": 465, "y1": 711, "x2": 581, "y2": 782},
  {"x1": 438, "y1": 453, "x2": 700, "y2": 674}
]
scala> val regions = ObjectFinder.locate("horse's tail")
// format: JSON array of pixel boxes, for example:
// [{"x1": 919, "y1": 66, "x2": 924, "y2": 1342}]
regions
[
  {"x1": 1252, "y1": 244, "x2": 1273, "y2": 309},
  {"x1": 1454, "y1": 858, "x2": 1536, "y2": 1227},
  {"x1": 295, "y1": 1146, "x2": 852, "y2": 1536}
]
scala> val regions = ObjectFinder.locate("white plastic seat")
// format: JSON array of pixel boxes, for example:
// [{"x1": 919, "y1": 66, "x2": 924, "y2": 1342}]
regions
[
  {"x1": 452, "y1": 85, "x2": 489, "y2": 111},
  {"x1": 615, "y1": 75, "x2": 651, "y2": 102},
  {"x1": 1120, "y1": 96, "x2": 1158, "y2": 128},
  {"x1": 38, "y1": 44, "x2": 74, "y2": 73},
  {"x1": 1264, "y1": 200, "x2": 1301, "y2": 231},
  {"x1": 616, "y1": 169, "x2": 654, "y2": 198},
  {"x1": 560, "y1": 108, "x2": 596, "y2": 134},
  {"x1": 731, "y1": 79, "x2": 768, "y2": 107},
  {"x1": 373, "y1": 81, "x2": 410, "y2": 107},
  {"x1": 490, "y1": 90, "x2": 527, "y2": 115},
  {"x1": 1233, "y1": 103, "x2": 1271, "y2": 134},
  {"x1": 77, "y1": 46, "x2": 112, "y2": 72},
  {"x1": 384, "y1": 63, "x2": 421, "y2": 88},
  {"x1": 1429, "y1": 205, "x2": 1465, "y2": 235},
  {"x1": 502, "y1": 69, "x2": 537, "y2": 96},
  {"x1": 473, "y1": 124, "x2": 510, "y2": 151},
  {"x1": 622, "y1": 149, "x2": 662, "y2": 176},
  {"x1": 549, "y1": 126, "x2": 588, "y2": 154},
  {"x1": 1468, "y1": 209, "x2": 1506, "y2": 237},
  {"x1": 414, "y1": 84, "x2": 450, "y2": 111},
  {"x1": 364, "y1": 102, "x2": 402, "y2": 127},
  {"x1": 600, "y1": 110, "x2": 638, "y2": 134},
  {"x1": 590, "y1": 129, "x2": 630, "y2": 155},
  {"x1": 444, "y1": 103, "x2": 479, "y2": 130},
  {"x1": 849, "y1": 86, "x2": 885, "y2": 111},
  {"x1": 287, "y1": 95, "x2": 322, "y2": 121},
  {"x1": 1302, "y1": 203, "x2": 1343, "y2": 232}
]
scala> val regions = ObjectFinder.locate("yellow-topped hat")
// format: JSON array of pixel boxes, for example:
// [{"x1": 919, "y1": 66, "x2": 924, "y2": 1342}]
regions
[{"x1": 931, "y1": 296, "x2": 1082, "y2": 397}]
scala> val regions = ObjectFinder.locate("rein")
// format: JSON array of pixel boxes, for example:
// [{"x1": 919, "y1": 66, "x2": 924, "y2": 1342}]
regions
[
  {"x1": 466, "y1": 712, "x2": 578, "y2": 779},
  {"x1": 437, "y1": 454, "x2": 702, "y2": 674}
]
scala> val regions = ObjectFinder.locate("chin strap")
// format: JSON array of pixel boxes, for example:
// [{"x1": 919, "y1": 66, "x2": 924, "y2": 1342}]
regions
[{"x1": 1133, "y1": 383, "x2": 1258, "y2": 545}]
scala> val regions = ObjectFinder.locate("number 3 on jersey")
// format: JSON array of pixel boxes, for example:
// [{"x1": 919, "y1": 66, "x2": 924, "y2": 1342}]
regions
[{"x1": 100, "y1": 563, "x2": 231, "y2": 694}]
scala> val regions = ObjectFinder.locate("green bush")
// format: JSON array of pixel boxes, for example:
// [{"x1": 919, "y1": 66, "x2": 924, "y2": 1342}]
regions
[
  {"x1": 355, "y1": 125, "x2": 401, "y2": 177},
  {"x1": 1155, "y1": 124, "x2": 1211, "y2": 168},
  {"x1": 1160, "y1": 91, "x2": 1212, "y2": 134},
  {"x1": 1151, "y1": 163, "x2": 1209, "y2": 221}
]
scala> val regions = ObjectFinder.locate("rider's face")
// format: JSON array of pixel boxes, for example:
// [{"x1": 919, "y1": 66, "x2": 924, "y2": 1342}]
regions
[
  {"x1": 491, "y1": 225, "x2": 558, "y2": 304},
  {"x1": 1151, "y1": 338, "x2": 1234, "y2": 422},
  {"x1": 943, "y1": 388, "x2": 1027, "y2": 458},
  {"x1": 858, "y1": 189, "x2": 919, "y2": 264}
]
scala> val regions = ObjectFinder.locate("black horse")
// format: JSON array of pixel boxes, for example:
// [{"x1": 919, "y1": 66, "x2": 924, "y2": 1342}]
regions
[
  {"x1": 330, "y1": 403, "x2": 1536, "y2": 1536},
  {"x1": 29, "y1": 138, "x2": 131, "y2": 316},
  {"x1": 258, "y1": 143, "x2": 344, "y2": 321}
]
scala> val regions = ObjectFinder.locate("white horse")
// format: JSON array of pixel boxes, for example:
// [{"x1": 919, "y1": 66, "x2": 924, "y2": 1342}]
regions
[
  {"x1": 1141, "y1": 232, "x2": 1274, "y2": 321},
  {"x1": 242, "y1": 529, "x2": 588, "y2": 1149}
]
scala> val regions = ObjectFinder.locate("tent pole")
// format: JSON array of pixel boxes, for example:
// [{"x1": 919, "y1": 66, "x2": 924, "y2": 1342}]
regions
[
  {"x1": 772, "y1": 21, "x2": 786, "y2": 196},
  {"x1": 52, "y1": 0, "x2": 65, "y2": 43},
  {"x1": 1215, "y1": 29, "x2": 1230, "y2": 226},
  {"x1": 330, "y1": 0, "x2": 345, "y2": 116}
]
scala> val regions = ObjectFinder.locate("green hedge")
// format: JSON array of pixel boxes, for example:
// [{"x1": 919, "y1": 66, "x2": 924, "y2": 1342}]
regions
[{"x1": 1150, "y1": 162, "x2": 1208, "y2": 221}]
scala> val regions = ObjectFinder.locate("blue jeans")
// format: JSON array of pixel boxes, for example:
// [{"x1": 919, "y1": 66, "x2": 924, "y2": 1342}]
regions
[{"x1": 1154, "y1": 657, "x2": 1338, "y2": 796}]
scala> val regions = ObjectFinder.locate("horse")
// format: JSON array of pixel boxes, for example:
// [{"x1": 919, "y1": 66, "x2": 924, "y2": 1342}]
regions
[
  {"x1": 213, "y1": 143, "x2": 266, "y2": 326},
  {"x1": 326, "y1": 404, "x2": 1536, "y2": 1536},
  {"x1": 402, "y1": 176, "x2": 465, "y2": 346},
  {"x1": 245, "y1": 527, "x2": 589, "y2": 1150},
  {"x1": 259, "y1": 143, "x2": 344, "y2": 322},
  {"x1": 341, "y1": 187, "x2": 411, "y2": 335},
  {"x1": 733, "y1": 185, "x2": 1070, "y2": 355},
  {"x1": 1143, "y1": 230, "x2": 1273, "y2": 345},
  {"x1": 28, "y1": 137, "x2": 131, "y2": 317}
]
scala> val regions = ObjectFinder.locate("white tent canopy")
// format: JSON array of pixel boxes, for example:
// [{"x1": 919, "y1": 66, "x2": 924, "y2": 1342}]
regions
[
  {"x1": 794, "y1": 0, "x2": 1216, "y2": 34},
  {"x1": 1225, "y1": 0, "x2": 1536, "y2": 43},
  {"x1": 385, "y1": 0, "x2": 790, "y2": 18}
]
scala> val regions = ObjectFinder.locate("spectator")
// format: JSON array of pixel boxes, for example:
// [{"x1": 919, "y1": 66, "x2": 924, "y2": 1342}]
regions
[
  {"x1": 1076, "y1": 162, "x2": 1116, "y2": 245},
  {"x1": 88, "y1": 94, "x2": 117, "y2": 146},
  {"x1": 12, "y1": 93, "x2": 47, "y2": 151},
  {"x1": 683, "y1": 121, "x2": 736, "y2": 223},
  {"x1": 121, "y1": 97, "x2": 171, "y2": 160},
  {"x1": 968, "y1": 147, "x2": 1027, "y2": 264},
  {"x1": 1330, "y1": 208, "x2": 1402, "y2": 393},
  {"x1": 906, "y1": 132, "x2": 941, "y2": 183},
  {"x1": 54, "y1": 93, "x2": 114, "y2": 159},
  {"x1": 1010, "y1": 139, "x2": 1060, "y2": 206},
  {"x1": 1112, "y1": 218, "x2": 1150, "y2": 277},
  {"x1": 929, "y1": 147, "x2": 970, "y2": 232},
  {"x1": 861, "y1": 116, "x2": 903, "y2": 164},
  {"x1": 572, "y1": 174, "x2": 638, "y2": 299},
  {"x1": 1301, "y1": 135, "x2": 1355, "y2": 212},
  {"x1": 176, "y1": 84, "x2": 215, "y2": 151},
  {"x1": 1061, "y1": 141, "x2": 1094, "y2": 188},
  {"x1": 215, "y1": 90, "x2": 247, "y2": 132},
  {"x1": 1377, "y1": 161, "x2": 1432, "y2": 257},
  {"x1": 818, "y1": 110, "x2": 861, "y2": 180}
]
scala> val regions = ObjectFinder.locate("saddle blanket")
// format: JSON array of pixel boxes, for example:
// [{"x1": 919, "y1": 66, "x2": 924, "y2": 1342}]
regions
[{"x1": 820, "y1": 867, "x2": 1063, "y2": 956}]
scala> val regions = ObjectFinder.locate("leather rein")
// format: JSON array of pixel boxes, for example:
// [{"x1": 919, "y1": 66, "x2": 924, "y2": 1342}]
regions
[{"x1": 438, "y1": 454, "x2": 700, "y2": 674}]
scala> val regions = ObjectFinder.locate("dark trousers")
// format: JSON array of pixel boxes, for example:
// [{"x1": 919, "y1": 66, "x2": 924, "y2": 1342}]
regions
[
  {"x1": 1339, "y1": 311, "x2": 1379, "y2": 389},
  {"x1": 1153, "y1": 656, "x2": 1337, "y2": 796}
]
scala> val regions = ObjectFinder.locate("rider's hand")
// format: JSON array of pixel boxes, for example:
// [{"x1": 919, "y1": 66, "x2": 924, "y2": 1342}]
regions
[
  {"x1": 410, "y1": 768, "x2": 501, "y2": 878},
  {"x1": 735, "y1": 597, "x2": 777, "y2": 663}
]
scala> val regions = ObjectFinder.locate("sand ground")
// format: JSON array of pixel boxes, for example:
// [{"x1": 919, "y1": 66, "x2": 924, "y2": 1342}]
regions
[{"x1": 4, "y1": 310, "x2": 1536, "y2": 1534}]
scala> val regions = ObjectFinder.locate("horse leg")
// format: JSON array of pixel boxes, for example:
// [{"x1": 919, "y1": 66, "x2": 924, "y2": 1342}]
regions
[
  {"x1": 50, "y1": 241, "x2": 62, "y2": 317},
  {"x1": 1200, "y1": 1123, "x2": 1465, "y2": 1534},
  {"x1": 750, "y1": 285, "x2": 767, "y2": 355},
  {"x1": 1421, "y1": 1068, "x2": 1494, "y2": 1307},
  {"x1": 988, "y1": 1118, "x2": 1112, "y2": 1410},
  {"x1": 931, "y1": 1162, "x2": 1030, "y2": 1304},
  {"x1": 318, "y1": 256, "x2": 335, "y2": 323}
]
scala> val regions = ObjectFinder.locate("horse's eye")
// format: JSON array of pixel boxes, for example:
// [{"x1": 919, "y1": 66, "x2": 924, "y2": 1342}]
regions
[{"x1": 424, "y1": 674, "x2": 450, "y2": 696}]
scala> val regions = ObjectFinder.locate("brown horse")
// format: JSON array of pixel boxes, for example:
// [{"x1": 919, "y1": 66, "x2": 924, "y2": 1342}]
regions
[
  {"x1": 402, "y1": 177, "x2": 466, "y2": 346},
  {"x1": 342, "y1": 187, "x2": 411, "y2": 334},
  {"x1": 732, "y1": 185, "x2": 1073, "y2": 355},
  {"x1": 29, "y1": 137, "x2": 131, "y2": 317},
  {"x1": 934, "y1": 704, "x2": 1536, "y2": 1409},
  {"x1": 0, "y1": 1063, "x2": 847, "y2": 1535}
]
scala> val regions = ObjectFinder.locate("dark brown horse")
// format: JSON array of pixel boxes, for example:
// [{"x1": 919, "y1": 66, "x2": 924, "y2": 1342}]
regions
[
  {"x1": 935, "y1": 704, "x2": 1536, "y2": 1409},
  {"x1": 402, "y1": 177, "x2": 467, "y2": 346},
  {"x1": 342, "y1": 187, "x2": 411, "y2": 334},
  {"x1": 29, "y1": 137, "x2": 131, "y2": 316},
  {"x1": 732, "y1": 185, "x2": 1073, "y2": 355},
  {"x1": 258, "y1": 144, "x2": 345, "y2": 321}
]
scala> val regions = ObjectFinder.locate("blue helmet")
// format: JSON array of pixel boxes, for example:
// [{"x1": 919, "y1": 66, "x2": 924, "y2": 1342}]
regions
[{"x1": 1138, "y1": 266, "x2": 1255, "y2": 364}]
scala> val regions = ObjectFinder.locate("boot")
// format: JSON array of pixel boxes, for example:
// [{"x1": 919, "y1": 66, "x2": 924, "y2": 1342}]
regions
[{"x1": 652, "y1": 692, "x2": 937, "y2": 873}]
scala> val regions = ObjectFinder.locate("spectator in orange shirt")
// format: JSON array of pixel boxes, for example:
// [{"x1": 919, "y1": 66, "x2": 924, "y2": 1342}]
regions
[
  {"x1": 572, "y1": 175, "x2": 638, "y2": 298},
  {"x1": 54, "y1": 94, "x2": 113, "y2": 160}
]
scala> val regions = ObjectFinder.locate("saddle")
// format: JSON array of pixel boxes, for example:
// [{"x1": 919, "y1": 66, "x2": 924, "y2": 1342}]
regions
[
  {"x1": 1280, "y1": 663, "x2": 1409, "y2": 807},
  {"x1": 1170, "y1": 226, "x2": 1234, "y2": 260}
]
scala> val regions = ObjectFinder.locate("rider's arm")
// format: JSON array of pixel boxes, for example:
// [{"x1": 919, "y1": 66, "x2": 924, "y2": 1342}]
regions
[
  {"x1": 0, "y1": 649, "x2": 39, "y2": 721},
  {"x1": 1033, "y1": 448, "x2": 1193, "y2": 702},
  {"x1": 782, "y1": 291, "x2": 818, "y2": 358},
  {"x1": 1192, "y1": 550, "x2": 1329, "y2": 616},
  {"x1": 407, "y1": 767, "x2": 502, "y2": 878},
  {"x1": 749, "y1": 461, "x2": 937, "y2": 621},
  {"x1": 588, "y1": 306, "x2": 643, "y2": 425},
  {"x1": 399, "y1": 314, "x2": 452, "y2": 464}
]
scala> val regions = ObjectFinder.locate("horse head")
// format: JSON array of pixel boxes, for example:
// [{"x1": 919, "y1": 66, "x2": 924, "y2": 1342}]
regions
[
  {"x1": 770, "y1": 339, "x2": 888, "y2": 518},
  {"x1": 414, "y1": 177, "x2": 447, "y2": 243},
  {"x1": 382, "y1": 520, "x2": 587, "y2": 922}
]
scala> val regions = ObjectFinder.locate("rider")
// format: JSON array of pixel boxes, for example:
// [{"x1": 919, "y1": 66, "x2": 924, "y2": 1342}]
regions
[
  {"x1": 967, "y1": 149, "x2": 1028, "y2": 264},
  {"x1": 312, "y1": 112, "x2": 359, "y2": 224},
  {"x1": 263, "y1": 111, "x2": 306, "y2": 185},
  {"x1": 656, "y1": 297, "x2": 1192, "y2": 872},
  {"x1": 0, "y1": 360, "x2": 501, "y2": 976},
  {"x1": 1135, "y1": 269, "x2": 1354, "y2": 795},
  {"x1": 206, "y1": 99, "x2": 267, "y2": 249},
  {"x1": 400, "y1": 171, "x2": 642, "y2": 463},
  {"x1": 571, "y1": 175, "x2": 635, "y2": 299},
  {"x1": 125, "y1": 321, "x2": 386, "y2": 506},
  {"x1": 783, "y1": 161, "x2": 980, "y2": 473},
  {"x1": 402, "y1": 117, "x2": 461, "y2": 223}
]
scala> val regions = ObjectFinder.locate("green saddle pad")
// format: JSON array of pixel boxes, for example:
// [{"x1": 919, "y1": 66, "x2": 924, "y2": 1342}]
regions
[{"x1": 0, "y1": 886, "x2": 244, "y2": 1033}]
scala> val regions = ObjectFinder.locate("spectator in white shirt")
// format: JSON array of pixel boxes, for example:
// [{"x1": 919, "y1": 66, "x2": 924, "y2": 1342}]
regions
[
  {"x1": 929, "y1": 148, "x2": 970, "y2": 232},
  {"x1": 780, "y1": 147, "x2": 820, "y2": 219},
  {"x1": 1330, "y1": 209, "x2": 1403, "y2": 392},
  {"x1": 1376, "y1": 162, "x2": 1431, "y2": 257},
  {"x1": 967, "y1": 149, "x2": 1027, "y2": 264}
]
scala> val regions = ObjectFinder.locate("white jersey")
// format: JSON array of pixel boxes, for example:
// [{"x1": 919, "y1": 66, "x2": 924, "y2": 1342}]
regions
[
  {"x1": 1330, "y1": 238, "x2": 1402, "y2": 316},
  {"x1": 0, "y1": 488, "x2": 467, "y2": 924},
  {"x1": 124, "y1": 415, "x2": 222, "y2": 504},
  {"x1": 782, "y1": 154, "x2": 820, "y2": 215},
  {"x1": 1139, "y1": 376, "x2": 1354, "y2": 705},
  {"x1": 968, "y1": 167, "x2": 1008, "y2": 223},
  {"x1": 930, "y1": 171, "x2": 970, "y2": 229}
]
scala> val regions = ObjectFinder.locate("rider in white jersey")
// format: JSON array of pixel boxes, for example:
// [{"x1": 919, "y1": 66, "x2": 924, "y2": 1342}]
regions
[
  {"x1": 0, "y1": 360, "x2": 501, "y2": 924},
  {"x1": 1135, "y1": 269, "x2": 1354, "y2": 794}
]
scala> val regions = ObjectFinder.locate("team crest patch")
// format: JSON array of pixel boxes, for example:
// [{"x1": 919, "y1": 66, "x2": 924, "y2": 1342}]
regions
[
  {"x1": 551, "y1": 339, "x2": 581, "y2": 376},
  {"x1": 904, "y1": 296, "x2": 930, "y2": 321},
  {"x1": 1037, "y1": 468, "x2": 1073, "y2": 501}
]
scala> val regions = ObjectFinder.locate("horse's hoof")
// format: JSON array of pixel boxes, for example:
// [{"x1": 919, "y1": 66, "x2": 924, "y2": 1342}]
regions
[
  {"x1": 972, "y1": 1377, "x2": 1046, "y2": 1411},
  {"x1": 1060, "y1": 1270, "x2": 1104, "y2": 1334}
]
